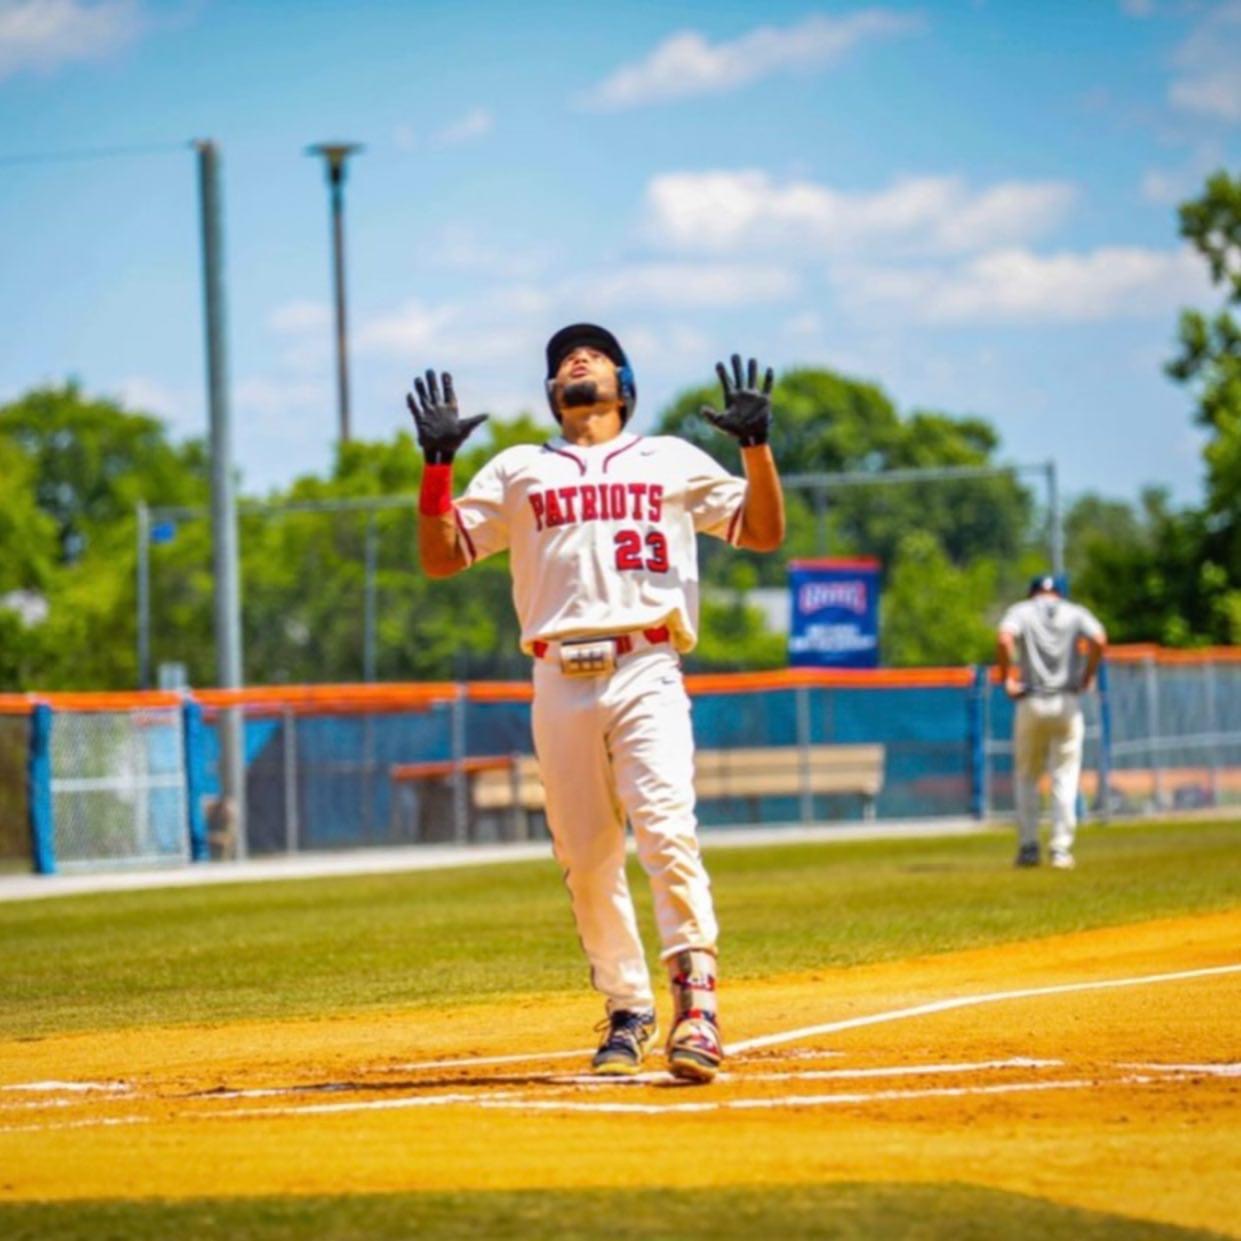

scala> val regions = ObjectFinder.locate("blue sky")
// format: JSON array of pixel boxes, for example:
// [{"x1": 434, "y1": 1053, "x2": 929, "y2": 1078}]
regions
[{"x1": 1, "y1": 0, "x2": 1238, "y2": 504}]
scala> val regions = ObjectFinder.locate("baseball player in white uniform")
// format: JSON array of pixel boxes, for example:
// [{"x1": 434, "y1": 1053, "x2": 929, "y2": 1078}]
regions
[
  {"x1": 997, "y1": 575, "x2": 1107, "y2": 870},
  {"x1": 407, "y1": 323, "x2": 785, "y2": 1080}
]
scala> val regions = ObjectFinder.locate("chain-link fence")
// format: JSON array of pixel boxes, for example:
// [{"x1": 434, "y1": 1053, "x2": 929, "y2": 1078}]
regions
[
  {"x1": 47, "y1": 707, "x2": 188, "y2": 869},
  {"x1": 0, "y1": 712, "x2": 30, "y2": 868},
  {"x1": 8, "y1": 648, "x2": 1240, "y2": 873},
  {"x1": 984, "y1": 652, "x2": 1241, "y2": 819}
]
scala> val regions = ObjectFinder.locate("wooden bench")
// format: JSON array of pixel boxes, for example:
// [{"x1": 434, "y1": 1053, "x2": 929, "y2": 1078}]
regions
[{"x1": 467, "y1": 743, "x2": 886, "y2": 835}]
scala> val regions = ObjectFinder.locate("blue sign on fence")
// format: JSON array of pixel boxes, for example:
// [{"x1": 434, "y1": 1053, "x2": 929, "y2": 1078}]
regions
[{"x1": 788, "y1": 558, "x2": 881, "y2": 668}]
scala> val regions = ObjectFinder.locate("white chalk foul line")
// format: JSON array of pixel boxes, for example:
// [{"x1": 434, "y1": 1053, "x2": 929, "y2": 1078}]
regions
[
  {"x1": 550, "y1": 1057, "x2": 1063, "y2": 1088},
  {"x1": 392, "y1": 1048, "x2": 592, "y2": 1072},
  {"x1": 0, "y1": 1115, "x2": 146, "y2": 1135},
  {"x1": 1119, "y1": 1062, "x2": 1241, "y2": 1077},
  {"x1": 729, "y1": 963, "x2": 1241, "y2": 1053},
  {"x1": 0, "y1": 1080, "x2": 129, "y2": 1094},
  {"x1": 476, "y1": 1076, "x2": 1153, "y2": 1116},
  {"x1": 226, "y1": 1090, "x2": 528, "y2": 1118}
]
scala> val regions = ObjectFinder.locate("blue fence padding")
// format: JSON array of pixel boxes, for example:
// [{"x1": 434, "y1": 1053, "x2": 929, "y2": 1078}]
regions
[
  {"x1": 219, "y1": 705, "x2": 459, "y2": 852},
  {"x1": 183, "y1": 700, "x2": 209, "y2": 861},
  {"x1": 27, "y1": 704, "x2": 54, "y2": 875},
  {"x1": 690, "y1": 683, "x2": 974, "y2": 823},
  {"x1": 464, "y1": 700, "x2": 536, "y2": 757}
]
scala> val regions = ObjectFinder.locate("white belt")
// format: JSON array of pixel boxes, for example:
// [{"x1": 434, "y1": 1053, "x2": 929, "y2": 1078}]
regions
[{"x1": 531, "y1": 625, "x2": 672, "y2": 664}]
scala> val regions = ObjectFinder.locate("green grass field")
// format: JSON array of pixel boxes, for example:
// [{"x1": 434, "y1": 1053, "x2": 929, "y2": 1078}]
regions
[
  {"x1": 1, "y1": 817, "x2": 1238, "y2": 1240},
  {"x1": 1, "y1": 819, "x2": 1237, "y2": 1039},
  {"x1": 2, "y1": 1184, "x2": 1230, "y2": 1241}
]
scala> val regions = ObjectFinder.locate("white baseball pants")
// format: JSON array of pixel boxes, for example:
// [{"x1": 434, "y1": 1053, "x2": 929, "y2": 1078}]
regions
[
  {"x1": 531, "y1": 645, "x2": 717, "y2": 1014},
  {"x1": 1013, "y1": 693, "x2": 1084, "y2": 853}
]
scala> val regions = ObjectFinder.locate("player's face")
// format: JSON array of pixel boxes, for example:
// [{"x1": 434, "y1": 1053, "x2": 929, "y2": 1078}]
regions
[{"x1": 555, "y1": 347, "x2": 618, "y2": 404}]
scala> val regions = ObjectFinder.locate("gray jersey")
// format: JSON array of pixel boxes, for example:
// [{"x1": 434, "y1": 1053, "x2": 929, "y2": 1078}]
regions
[{"x1": 998, "y1": 596, "x2": 1105, "y2": 694}]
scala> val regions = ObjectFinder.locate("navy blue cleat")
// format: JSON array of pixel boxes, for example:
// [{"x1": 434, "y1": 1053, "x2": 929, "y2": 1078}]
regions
[{"x1": 592, "y1": 1009, "x2": 658, "y2": 1076}]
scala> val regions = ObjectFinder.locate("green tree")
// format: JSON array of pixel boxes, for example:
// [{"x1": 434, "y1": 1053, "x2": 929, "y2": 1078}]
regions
[
  {"x1": 1061, "y1": 172, "x2": 1241, "y2": 648},
  {"x1": 658, "y1": 366, "x2": 1038, "y2": 666},
  {"x1": 880, "y1": 531, "x2": 998, "y2": 666},
  {"x1": 1166, "y1": 170, "x2": 1241, "y2": 597},
  {"x1": 149, "y1": 417, "x2": 550, "y2": 686},
  {"x1": 658, "y1": 367, "x2": 1033, "y2": 580},
  {"x1": 0, "y1": 437, "x2": 58, "y2": 593},
  {"x1": 0, "y1": 383, "x2": 207, "y2": 563},
  {"x1": 0, "y1": 386, "x2": 209, "y2": 690},
  {"x1": 1066, "y1": 488, "x2": 1239, "y2": 646}
]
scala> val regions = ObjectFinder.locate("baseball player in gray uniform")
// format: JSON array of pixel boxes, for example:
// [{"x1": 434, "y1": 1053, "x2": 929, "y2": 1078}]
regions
[
  {"x1": 997, "y1": 575, "x2": 1107, "y2": 869},
  {"x1": 407, "y1": 324, "x2": 785, "y2": 1080}
]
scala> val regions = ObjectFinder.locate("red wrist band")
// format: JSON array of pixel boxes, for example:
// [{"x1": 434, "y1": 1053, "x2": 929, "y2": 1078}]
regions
[{"x1": 419, "y1": 463, "x2": 454, "y2": 516}]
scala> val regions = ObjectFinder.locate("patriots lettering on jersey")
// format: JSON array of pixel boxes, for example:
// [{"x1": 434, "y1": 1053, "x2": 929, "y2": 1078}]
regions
[{"x1": 529, "y1": 482, "x2": 665, "y2": 532}]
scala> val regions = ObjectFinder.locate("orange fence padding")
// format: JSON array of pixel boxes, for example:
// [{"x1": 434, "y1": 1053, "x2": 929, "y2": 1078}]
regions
[
  {"x1": 1, "y1": 644, "x2": 1238, "y2": 715},
  {"x1": 1107, "y1": 644, "x2": 1241, "y2": 664},
  {"x1": 194, "y1": 682, "x2": 459, "y2": 716},
  {"x1": 685, "y1": 667, "x2": 976, "y2": 694}
]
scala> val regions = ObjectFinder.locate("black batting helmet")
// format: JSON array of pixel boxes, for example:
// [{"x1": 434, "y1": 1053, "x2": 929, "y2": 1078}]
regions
[{"x1": 545, "y1": 323, "x2": 637, "y2": 423}]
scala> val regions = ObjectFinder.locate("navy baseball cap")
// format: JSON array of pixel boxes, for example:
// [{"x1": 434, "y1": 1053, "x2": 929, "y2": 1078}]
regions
[{"x1": 1028, "y1": 574, "x2": 1059, "y2": 596}]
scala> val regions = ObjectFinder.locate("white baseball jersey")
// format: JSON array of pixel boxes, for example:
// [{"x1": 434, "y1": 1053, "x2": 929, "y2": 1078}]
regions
[
  {"x1": 451, "y1": 431, "x2": 748, "y2": 653},
  {"x1": 998, "y1": 596, "x2": 1105, "y2": 694}
]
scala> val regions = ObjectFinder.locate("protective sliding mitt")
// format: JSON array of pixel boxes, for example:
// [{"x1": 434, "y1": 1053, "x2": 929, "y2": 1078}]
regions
[
  {"x1": 406, "y1": 369, "x2": 488, "y2": 464},
  {"x1": 700, "y1": 354, "x2": 774, "y2": 448}
]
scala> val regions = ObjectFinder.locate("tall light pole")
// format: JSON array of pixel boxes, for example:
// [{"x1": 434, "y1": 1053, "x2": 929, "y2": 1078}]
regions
[
  {"x1": 307, "y1": 142, "x2": 363, "y2": 445},
  {"x1": 193, "y1": 138, "x2": 246, "y2": 858}
]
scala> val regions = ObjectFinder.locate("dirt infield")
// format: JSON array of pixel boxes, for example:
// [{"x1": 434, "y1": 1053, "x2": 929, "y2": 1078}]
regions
[{"x1": 1, "y1": 909, "x2": 1237, "y2": 1236}]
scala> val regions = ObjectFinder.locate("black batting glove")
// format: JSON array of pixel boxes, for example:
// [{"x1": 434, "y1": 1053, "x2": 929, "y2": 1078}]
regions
[
  {"x1": 700, "y1": 354, "x2": 774, "y2": 448},
  {"x1": 405, "y1": 369, "x2": 488, "y2": 464}
]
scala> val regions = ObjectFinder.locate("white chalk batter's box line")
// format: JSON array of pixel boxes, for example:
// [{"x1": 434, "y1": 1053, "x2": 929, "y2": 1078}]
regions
[{"x1": 1, "y1": 962, "x2": 1237, "y2": 1130}]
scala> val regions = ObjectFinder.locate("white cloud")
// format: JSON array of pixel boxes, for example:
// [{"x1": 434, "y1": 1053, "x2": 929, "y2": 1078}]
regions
[
  {"x1": 433, "y1": 106, "x2": 493, "y2": 146},
  {"x1": 354, "y1": 299, "x2": 460, "y2": 357},
  {"x1": 571, "y1": 261, "x2": 798, "y2": 310},
  {"x1": 837, "y1": 245, "x2": 1211, "y2": 324},
  {"x1": 0, "y1": 0, "x2": 143, "y2": 78},
  {"x1": 784, "y1": 311, "x2": 824, "y2": 337},
  {"x1": 1140, "y1": 139, "x2": 1225, "y2": 206},
  {"x1": 269, "y1": 300, "x2": 332, "y2": 334},
  {"x1": 115, "y1": 374, "x2": 203, "y2": 439},
  {"x1": 425, "y1": 225, "x2": 554, "y2": 280},
  {"x1": 581, "y1": 9, "x2": 921, "y2": 110},
  {"x1": 1169, "y1": 1, "x2": 1241, "y2": 123},
  {"x1": 353, "y1": 261, "x2": 795, "y2": 365},
  {"x1": 234, "y1": 376, "x2": 331, "y2": 420},
  {"x1": 643, "y1": 169, "x2": 1074, "y2": 257}
]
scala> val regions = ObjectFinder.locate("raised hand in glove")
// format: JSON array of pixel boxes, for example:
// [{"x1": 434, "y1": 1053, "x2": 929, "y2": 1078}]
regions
[
  {"x1": 700, "y1": 354, "x2": 774, "y2": 448},
  {"x1": 406, "y1": 370, "x2": 488, "y2": 464}
]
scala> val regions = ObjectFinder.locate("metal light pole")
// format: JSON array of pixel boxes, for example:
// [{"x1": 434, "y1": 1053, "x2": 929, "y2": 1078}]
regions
[
  {"x1": 193, "y1": 137, "x2": 247, "y2": 858},
  {"x1": 307, "y1": 142, "x2": 363, "y2": 445}
]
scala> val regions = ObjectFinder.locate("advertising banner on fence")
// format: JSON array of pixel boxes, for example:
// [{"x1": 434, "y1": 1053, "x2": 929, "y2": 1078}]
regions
[{"x1": 788, "y1": 558, "x2": 881, "y2": 668}]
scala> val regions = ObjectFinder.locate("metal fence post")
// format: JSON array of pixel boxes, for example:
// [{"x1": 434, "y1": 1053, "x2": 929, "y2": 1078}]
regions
[
  {"x1": 1204, "y1": 657, "x2": 1221, "y2": 807},
  {"x1": 969, "y1": 665, "x2": 986, "y2": 819},
  {"x1": 795, "y1": 685, "x2": 813, "y2": 824},
  {"x1": 283, "y1": 707, "x2": 300, "y2": 854},
  {"x1": 1144, "y1": 654, "x2": 1163, "y2": 809},
  {"x1": 183, "y1": 698, "x2": 209, "y2": 861},
  {"x1": 451, "y1": 686, "x2": 468, "y2": 844},
  {"x1": 27, "y1": 703, "x2": 55, "y2": 875},
  {"x1": 1096, "y1": 661, "x2": 1113, "y2": 824}
]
